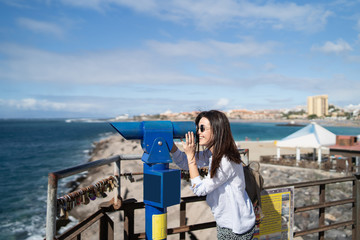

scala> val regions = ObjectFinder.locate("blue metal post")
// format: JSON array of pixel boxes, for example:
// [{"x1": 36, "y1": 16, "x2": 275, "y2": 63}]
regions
[
  {"x1": 143, "y1": 162, "x2": 168, "y2": 239},
  {"x1": 145, "y1": 204, "x2": 167, "y2": 239}
]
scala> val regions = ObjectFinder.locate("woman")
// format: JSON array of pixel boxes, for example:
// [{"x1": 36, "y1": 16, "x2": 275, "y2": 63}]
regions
[{"x1": 171, "y1": 110, "x2": 255, "y2": 239}]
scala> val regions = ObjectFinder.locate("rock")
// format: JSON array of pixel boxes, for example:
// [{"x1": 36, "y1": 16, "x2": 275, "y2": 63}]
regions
[
  {"x1": 326, "y1": 229, "x2": 347, "y2": 239},
  {"x1": 325, "y1": 213, "x2": 336, "y2": 222}
]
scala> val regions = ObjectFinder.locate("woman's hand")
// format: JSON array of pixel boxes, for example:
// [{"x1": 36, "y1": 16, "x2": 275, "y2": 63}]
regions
[
  {"x1": 181, "y1": 131, "x2": 199, "y2": 180},
  {"x1": 181, "y1": 131, "x2": 196, "y2": 164}
]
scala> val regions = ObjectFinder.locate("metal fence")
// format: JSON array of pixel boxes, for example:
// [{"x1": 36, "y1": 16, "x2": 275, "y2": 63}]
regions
[
  {"x1": 46, "y1": 153, "x2": 360, "y2": 240},
  {"x1": 46, "y1": 154, "x2": 142, "y2": 240}
]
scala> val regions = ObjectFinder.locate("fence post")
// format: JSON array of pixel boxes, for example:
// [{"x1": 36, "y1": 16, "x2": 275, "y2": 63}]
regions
[
  {"x1": 114, "y1": 158, "x2": 121, "y2": 206},
  {"x1": 46, "y1": 173, "x2": 58, "y2": 240},
  {"x1": 99, "y1": 213, "x2": 114, "y2": 240},
  {"x1": 180, "y1": 201, "x2": 186, "y2": 240},
  {"x1": 318, "y1": 184, "x2": 325, "y2": 240},
  {"x1": 124, "y1": 204, "x2": 135, "y2": 240},
  {"x1": 354, "y1": 173, "x2": 360, "y2": 240}
]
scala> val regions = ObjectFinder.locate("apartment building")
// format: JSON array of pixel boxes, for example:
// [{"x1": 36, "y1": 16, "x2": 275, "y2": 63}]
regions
[{"x1": 307, "y1": 95, "x2": 328, "y2": 117}]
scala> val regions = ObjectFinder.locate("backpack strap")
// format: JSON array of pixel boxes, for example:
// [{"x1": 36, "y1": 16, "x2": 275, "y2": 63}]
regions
[
  {"x1": 248, "y1": 162, "x2": 264, "y2": 208},
  {"x1": 247, "y1": 162, "x2": 265, "y2": 225}
]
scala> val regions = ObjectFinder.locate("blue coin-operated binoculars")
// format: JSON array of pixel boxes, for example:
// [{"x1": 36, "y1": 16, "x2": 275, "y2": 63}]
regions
[{"x1": 110, "y1": 121, "x2": 195, "y2": 240}]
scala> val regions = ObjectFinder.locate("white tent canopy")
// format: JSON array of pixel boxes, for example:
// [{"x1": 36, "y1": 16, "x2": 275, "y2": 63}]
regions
[{"x1": 276, "y1": 122, "x2": 336, "y2": 162}]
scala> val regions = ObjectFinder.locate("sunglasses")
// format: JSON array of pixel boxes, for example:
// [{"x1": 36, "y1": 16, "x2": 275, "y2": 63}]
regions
[{"x1": 199, "y1": 124, "x2": 207, "y2": 133}]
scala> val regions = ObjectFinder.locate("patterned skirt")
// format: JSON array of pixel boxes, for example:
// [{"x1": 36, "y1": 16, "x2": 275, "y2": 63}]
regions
[{"x1": 217, "y1": 224, "x2": 255, "y2": 240}]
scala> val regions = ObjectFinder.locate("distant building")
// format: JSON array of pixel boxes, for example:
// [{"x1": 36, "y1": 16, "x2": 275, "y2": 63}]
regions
[
  {"x1": 329, "y1": 135, "x2": 360, "y2": 172},
  {"x1": 227, "y1": 109, "x2": 282, "y2": 120},
  {"x1": 227, "y1": 109, "x2": 255, "y2": 119},
  {"x1": 307, "y1": 95, "x2": 328, "y2": 117}
]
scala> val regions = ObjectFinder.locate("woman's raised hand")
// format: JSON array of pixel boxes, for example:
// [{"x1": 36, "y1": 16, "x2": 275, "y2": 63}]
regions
[{"x1": 181, "y1": 131, "x2": 196, "y2": 164}]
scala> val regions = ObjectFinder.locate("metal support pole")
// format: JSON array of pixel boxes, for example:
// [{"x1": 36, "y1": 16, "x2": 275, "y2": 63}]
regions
[
  {"x1": 144, "y1": 163, "x2": 168, "y2": 240},
  {"x1": 319, "y1": 184, "x2": 325, "y2": 240},
  {"x1": 46, "y1": 173, "x2": 58, "y2": 240},
  {"x1": 99, "y1": 213, "x2": 114, "y2": 240},
  {"x1": 180, "y1": 202, "x2": 186, "y2": 240},
  {"x1": 145, "y1": 204, "x2": 167, "y2": 240},
  {"x1": 124, "y1": 205, "x2": 135, "y2": 240},
  {"x1": 296, "y1": 147, "x2": 300, "y2": 161},
  {"x1": 114, "y1": 159, "x2": 121, "y2": 206},
  {"x1": 318, "y1": 148, "x2": 322, "y2": 165},
  {"x1": 313, "y1": 148, "x2": 316, "y2": 161},
  {"x1": 276, "y1": 147, "x2": 280, "y2": 160},
  {"x1": 354, "y1": 173, "x2": 360, "y2": 240}
]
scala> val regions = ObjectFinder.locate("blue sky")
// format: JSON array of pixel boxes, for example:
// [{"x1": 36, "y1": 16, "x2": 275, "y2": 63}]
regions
[{"x1": 0, "y1": 0, "x2": 360, "y2": 118}]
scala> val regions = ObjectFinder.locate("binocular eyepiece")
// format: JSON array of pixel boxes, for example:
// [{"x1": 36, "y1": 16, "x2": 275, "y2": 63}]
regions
[
  {"x1": 110, "y1": 121, "x2": 196, "y2": 161},
  {"x1": 110, "y1": 121, "x2": 195, "y2": 140}
]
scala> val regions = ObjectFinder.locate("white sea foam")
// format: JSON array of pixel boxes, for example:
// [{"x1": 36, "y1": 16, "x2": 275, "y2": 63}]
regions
[
  {"x1": 58, "y1": 216, "x2": 79, "y2": 235},
  {"x1": 65, "y1": 118, "x2": 108, "y2": 123},
  {"x1": 1, "y1": 213, "x2": 46, "y2": 240},
  {"x1": 26, "y1": 235, "x2": 43, "y2": 240}
]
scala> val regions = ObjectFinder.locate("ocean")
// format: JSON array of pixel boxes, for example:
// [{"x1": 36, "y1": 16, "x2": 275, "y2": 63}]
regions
[{"x1": 0, "y1": 119, "x2": 359, "y2": 240}]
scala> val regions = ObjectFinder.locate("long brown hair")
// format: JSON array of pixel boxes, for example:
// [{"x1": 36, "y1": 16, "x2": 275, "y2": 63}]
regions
[{"x1": 195, "y1": 110, "x2": 241, "y2": 178}]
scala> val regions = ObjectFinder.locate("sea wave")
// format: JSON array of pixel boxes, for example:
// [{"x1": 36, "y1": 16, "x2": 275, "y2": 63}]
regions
[
  {"x1": 0, "y1": 213, "x2": 46, "y2": 240},
  {"x1": 65, "y1": 118, "x2": 108, "y2": 123}
]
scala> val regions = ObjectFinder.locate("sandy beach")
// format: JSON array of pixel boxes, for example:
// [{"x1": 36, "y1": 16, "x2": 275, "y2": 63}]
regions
[{"x1": 62, "y1": 134, "x2": 347, "y2": 240}]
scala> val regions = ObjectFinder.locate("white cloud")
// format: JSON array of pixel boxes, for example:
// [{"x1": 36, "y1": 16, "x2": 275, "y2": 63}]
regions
[
  {"x1": 0, "y1": 40, "x2": 275, "y2": 86},
  {"x1": 0, "y1": 43, "x2": 209, "y2": 85},
  {"x1": 232, "y1": 61, "x2": 253, "y2": 70},
  {"x1": 59, "y1": 0, "x2": 331, "y2": 32},
  {"x1": 346, "y1": 54, "x2": 360, "y2": 62},
  {"x1": 214, "y1": 98, "x2": 230, "y2": 109},
  {"x1": 147, "y1": 40, "x2": 214, "y2": 58},
  {"x1": 263, "y1": 62, "x2": 276, "y2": 72},
  {"x1": 147, "y1": 39, "x2": 277, "y2": 58},
  {"x1": 210, "y1": 40, "x2": 276, "y2": 57},
  {"x1": 61, "y1": 0, "x2": 157, "y2": 12},
  {"x1": 0, "y1": 97, "x2": 119, "y2": 115},
  {"x1": 0, "y1": 42, "x2": 357, "y2": 94},
  {"x1": 231, "y1": 1, "x2": 332, "y2": 32},
  {"x1": 0, "y1": 0, "x2": 33, "y2": 8},
  {"x1": 311, "y1": 39, "x2": 353, "y2": 54},
  {"x1": 0, "y1": 96, "x2": 213, "y2": 117},
  {"x1": 0, "y1": 98, "x2": 67, "y2": 111},
  {"x1": 17, "y1": 18, "x2": 64, "y2": 37}
]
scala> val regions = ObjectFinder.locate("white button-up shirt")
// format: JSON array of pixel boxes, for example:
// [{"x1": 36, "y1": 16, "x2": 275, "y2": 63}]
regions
[{"x1": 172, "y1": 149, "x2": 255, "y2": 234}]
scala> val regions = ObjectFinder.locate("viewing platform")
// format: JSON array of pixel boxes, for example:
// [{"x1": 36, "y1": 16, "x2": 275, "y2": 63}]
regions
[{"x1": 46, "y1": 151, "x2": 360, "y2": 240}]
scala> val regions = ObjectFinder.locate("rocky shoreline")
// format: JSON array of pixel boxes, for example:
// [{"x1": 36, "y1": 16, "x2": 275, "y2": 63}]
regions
[{"x1": 60, "y1": 134, "x2": 354, "y2": 239}]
